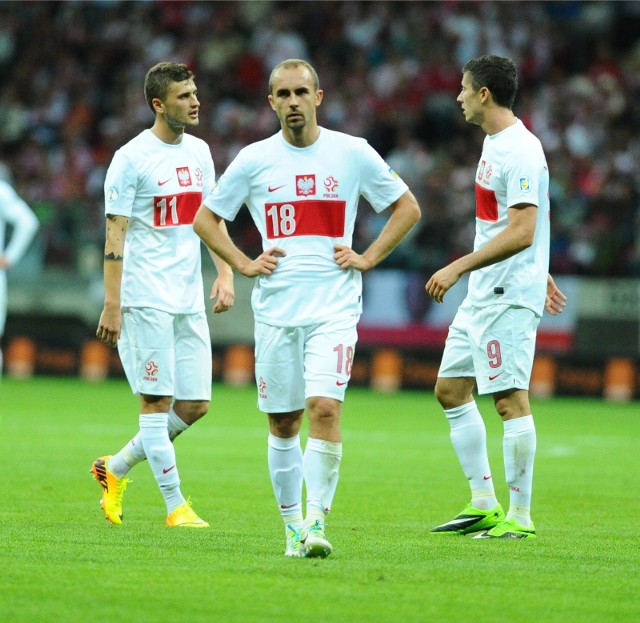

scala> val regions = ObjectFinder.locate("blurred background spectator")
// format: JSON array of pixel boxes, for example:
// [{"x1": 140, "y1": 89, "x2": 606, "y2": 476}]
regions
[{"x1": 1, "y1": 0, "x2": 639, "y2": 285}]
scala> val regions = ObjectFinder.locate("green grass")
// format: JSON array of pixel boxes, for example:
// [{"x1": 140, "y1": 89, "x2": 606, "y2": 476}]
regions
[{"x1": 1, "y1": 377, "x2": 639, "y2": 623}]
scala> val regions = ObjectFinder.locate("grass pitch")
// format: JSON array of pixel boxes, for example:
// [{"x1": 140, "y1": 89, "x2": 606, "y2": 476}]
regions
[{"x1": 1, "y1": 377, "x2": 638, "y2": 622}]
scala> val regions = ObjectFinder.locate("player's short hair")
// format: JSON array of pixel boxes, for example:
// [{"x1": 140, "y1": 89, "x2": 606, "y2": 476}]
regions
[
  {"x1": 144, "y1": 62, "x2": 195, "y2": 113},
  {"x1": 268, "y1": 59, "x2": 320, "y2": 94},
  {"x1": 462, "y1": 55, "x2": 518, "y2": 109}
]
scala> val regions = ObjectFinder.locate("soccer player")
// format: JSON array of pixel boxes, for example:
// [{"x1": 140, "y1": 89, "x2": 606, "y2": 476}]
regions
[
  {"x1": 0, "y1": 170, "x2": 39, "y2": 373},
  {"x1": 91, "y1": 62, "x2": 234, "y2": 527},
  {"x1": 425, "y1": 55, "x2": 567, "y2": 539},
  {"x1": 193, "y1": 59, "x2": 421, "y2": 557}
]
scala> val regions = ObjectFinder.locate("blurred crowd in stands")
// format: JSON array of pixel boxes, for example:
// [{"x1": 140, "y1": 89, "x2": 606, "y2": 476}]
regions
[{"x1": 1, "y1": 0, "x2": 639, "y2": 279}]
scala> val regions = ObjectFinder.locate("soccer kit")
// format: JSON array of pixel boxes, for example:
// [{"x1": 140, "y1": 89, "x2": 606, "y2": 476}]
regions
[
  {"x1": 439, "y1": 119, "x2": 550, "y2": 394},
  {"x1": 202, "y1": 128, "x2": 408, "y2": 410},
  {"x1": 104, "y1": 129, "x2": 214, "y2": 398},
  {"x1": 0, "y1": 180, "x2": 39, "y2": 334}
]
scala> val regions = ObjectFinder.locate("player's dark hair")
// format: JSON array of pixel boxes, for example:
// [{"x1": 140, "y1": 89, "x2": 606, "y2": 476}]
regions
[
  {"x1": 268, "y1": 58, "x2": 320, "y2": 94},
  {"x1": 144, "y1": 62, "x2": 195, "y2": 113},
  {"x1": 462, "y1": 55, "x2": 518, "y2": 109}
]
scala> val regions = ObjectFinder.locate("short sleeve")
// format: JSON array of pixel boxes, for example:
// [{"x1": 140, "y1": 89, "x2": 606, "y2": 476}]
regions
[
  {"x1": 504, "y1": 148, "x2": 541, "y2": 209},
  {"x1": 104, "y1": 150, "x2": 137, "y2": 217},
  {"x1": 357, "y1": 141, "x2": 409, "y2": 213},
  {"x1": 202, "y1": 151, "x2": 250, "y2": 221}
]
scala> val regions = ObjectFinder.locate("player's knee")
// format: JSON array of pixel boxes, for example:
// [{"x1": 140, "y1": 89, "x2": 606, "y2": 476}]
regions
[
  {"x1": 434, "y1": 379, "x2": 457, "y2": 409},
  {"x1": 268, "y1": 410, "x2": 304, "y2": 438},
  {"x1": 307, "y1": 396, "x2": 341, "y2": 424},
  {"x1": 494, "y1": 398, "x2": 517, "y2": 419},
  {"x1": 435, "y1": 378, "x2": 473, "y2": 410},
  {"x1": 493, "y1": 389, "x2": 530, "y2": 420},
  {"x1": 434, "y1": 380, "x2": 449, "y2": 407}
]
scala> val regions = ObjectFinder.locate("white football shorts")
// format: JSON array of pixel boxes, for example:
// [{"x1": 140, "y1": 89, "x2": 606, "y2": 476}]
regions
[
  {"x1": 118, "y1": 306, "x2": 212, "y2": 400},
  {"x1": 254, "y1": 315, "x2": 359, "y2": 413},
  {"x1": 438, "y1": 302, "x2": 540, "y2": 395}
]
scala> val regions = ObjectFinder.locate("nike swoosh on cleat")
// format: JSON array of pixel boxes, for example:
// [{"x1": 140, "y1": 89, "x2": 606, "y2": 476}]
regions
[
  {"x1": 92, "y1": 463, "x2": 108, "y2": 489},
  {"x1": 442, "y1": 516, "x2": 481, "y2": 526}
]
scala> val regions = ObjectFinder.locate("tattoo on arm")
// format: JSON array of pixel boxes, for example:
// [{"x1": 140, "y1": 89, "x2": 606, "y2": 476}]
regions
[{"x1": 105, "y1": 214, "x2": 128, "y2": 254}]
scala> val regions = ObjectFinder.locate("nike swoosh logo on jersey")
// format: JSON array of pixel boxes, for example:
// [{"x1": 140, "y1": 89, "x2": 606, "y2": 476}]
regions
[
  {"x1": 268, "y1": 184, "x2": 286, "y2": 192},
  {"x1": 158, "y1": 178, "x2": 172, "y2": 186},
  {"x1": 489, "y1": 372, "x2": 503, "y2": 381}
]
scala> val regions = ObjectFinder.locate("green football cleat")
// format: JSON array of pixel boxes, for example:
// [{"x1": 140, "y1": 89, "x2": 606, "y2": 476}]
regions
[
  {"x1": 431, "y1": 503, "x2": 505, "y2": 535},
  {"x1": 301, "y1": 519, "x2": 333, "y2": 558},
  {"x1": 473, "y1": 517, "x2": 536, "y2": 539}
]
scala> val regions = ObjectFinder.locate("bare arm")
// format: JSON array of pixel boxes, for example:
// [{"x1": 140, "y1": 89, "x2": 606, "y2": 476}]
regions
[
  {"x1": 334, "y1": 189, "x2": 421, "y2": 272},
  {"x1": 96, "y1": 214, "x2": 128, "y2": 347},
  {"x1": 205, "y1": 219, "x2": 235, "y2": 314},
  {"x1": 193, "y1": 205, "x2": 285, "y2": 277},
  {"x1": 426, "y1": 203, "x2": 537, "y2": 303}
]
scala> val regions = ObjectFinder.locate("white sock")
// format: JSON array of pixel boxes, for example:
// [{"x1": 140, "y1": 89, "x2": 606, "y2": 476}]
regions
[
  {"x1": 303, "y1": 437, "x2": 342, "y2": 527},
  {"x1": 139, "y1": 412, "x2": 185, "y2": 513},
  {"x1": 267, "y1": 433, "x2": 304, "y2": 527},
  {"x1": 108, "y1": 435, "x2": 146, "y2": 477},
  {"x1": 445, "y1": 401, "x2": 498, "y2": 510},
  {"x1": 108, "y1": 406, "x2": 191, "y2": 478},
  {"x1": 167, "y1": 406, "x2": 189, "y2": 440},
  {"x1": 503, "y1": 415, "x2": 536, "y2": 528}
]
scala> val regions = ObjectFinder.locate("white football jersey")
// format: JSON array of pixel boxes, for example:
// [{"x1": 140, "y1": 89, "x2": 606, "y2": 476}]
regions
[
  {"x1": 0, "y1": 179, "x2": 39, "y2": 333},
  {"x1": 203, "y1": 128, "x2": 408, "y2": 326},
  {"x1": 0, "y1": 179, "x2": 39, "y2": 266},
  {"x1": 468, "y1": 119, "x2": 550, "y2": 316},
  {"x1": 104, "y1": 129, "x2": 214, "y2": 313}
]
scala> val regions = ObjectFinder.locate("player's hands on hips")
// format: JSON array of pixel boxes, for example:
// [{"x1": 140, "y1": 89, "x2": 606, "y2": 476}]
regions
[
  {"x1": 96, "y1": 306, "x2": 121, "y2": 348},
  {"x1": 425, "y1": 266, "x2": 460, "y2": 303},
  {"x1": 241, "y1": 247, "x2": 285, "y2": 277},
  {"x1": 210, "y1": 276, "x2": 235, "y2": 314},
  {"x1": 545, "y1": 274, "x2": 567, "y2": 316},
  {"x1": 334, "y1": 244, "x2": 373, "y2": 272}
]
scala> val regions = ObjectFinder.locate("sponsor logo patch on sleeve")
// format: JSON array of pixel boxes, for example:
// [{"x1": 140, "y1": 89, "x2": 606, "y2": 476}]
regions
[{"x1": 106, "y1": 186, "x2": 119, "y2": 203}]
